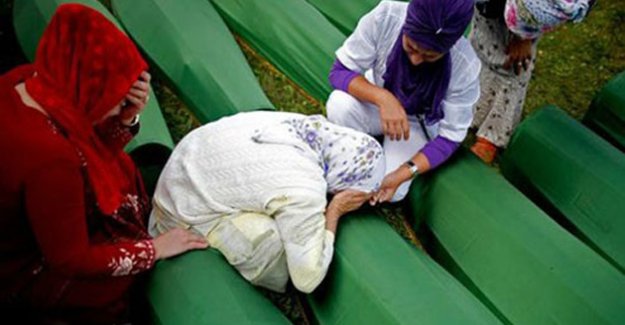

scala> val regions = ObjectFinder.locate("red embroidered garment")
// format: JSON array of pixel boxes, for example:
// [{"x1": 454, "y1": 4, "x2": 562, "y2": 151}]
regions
[{"x1": 0, "y1": 4, "x2": 155, "y2": 323}]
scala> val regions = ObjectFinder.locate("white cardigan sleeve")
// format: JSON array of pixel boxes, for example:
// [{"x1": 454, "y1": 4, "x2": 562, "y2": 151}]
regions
[
  {"x1": 335, "y1": 2, "x2": 389, "y2": 73},
  {"x1": 265, "y1": 188, "x2": 335, "y2": 293},
  {"x1": 437, "y1": 40, "x2": 482, "y2": 142}
]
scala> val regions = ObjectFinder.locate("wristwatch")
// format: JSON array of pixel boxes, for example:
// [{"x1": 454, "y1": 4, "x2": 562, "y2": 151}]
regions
[{"x1": 405, "y1": 160, "x2": 419, "y2": 178}]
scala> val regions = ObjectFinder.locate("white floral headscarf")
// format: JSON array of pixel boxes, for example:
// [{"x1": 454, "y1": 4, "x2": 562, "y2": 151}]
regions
[{"x1": 252, "y1": 115, "x2": 385, "y2": 193}]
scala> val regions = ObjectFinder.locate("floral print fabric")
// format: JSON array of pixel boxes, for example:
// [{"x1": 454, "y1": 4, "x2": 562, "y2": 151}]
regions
[
  {"x1": 504, "y1": 0, "x2": 592, "y2": 39},
  {"x1": 253, "y1": 115, "x2": 385, "y2": 193},
  {"x1": 470, "y1": 11, "x2": 537, "y2": 147}
]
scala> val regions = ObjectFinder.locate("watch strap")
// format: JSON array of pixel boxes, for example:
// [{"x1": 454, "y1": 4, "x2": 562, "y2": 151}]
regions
[{"x1": 405, "y1": 160, "x2": 419, "y2": 178}]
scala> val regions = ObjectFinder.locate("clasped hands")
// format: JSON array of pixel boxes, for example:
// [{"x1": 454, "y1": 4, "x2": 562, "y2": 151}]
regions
[{"x1": 327, "y1": 164, "x2": 410, "y2": 224}]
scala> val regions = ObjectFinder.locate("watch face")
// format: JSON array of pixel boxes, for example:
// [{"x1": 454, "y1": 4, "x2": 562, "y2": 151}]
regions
[{"x1": 405, "y1": 161, "x2": 418, "y2": 176}]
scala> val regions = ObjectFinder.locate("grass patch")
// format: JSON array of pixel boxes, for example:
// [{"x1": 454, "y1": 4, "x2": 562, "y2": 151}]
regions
[
  {"x1": 524, "y1": 1, "x2": 625, "y2": 119},
  {"x1": 235, "y1": 35, "x2": 325, "y2": 115}
]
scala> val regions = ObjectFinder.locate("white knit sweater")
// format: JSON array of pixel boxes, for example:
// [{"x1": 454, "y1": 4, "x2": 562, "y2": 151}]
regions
[{"x1": 150, "y1": 111, "x2": 335, "y2": 293}]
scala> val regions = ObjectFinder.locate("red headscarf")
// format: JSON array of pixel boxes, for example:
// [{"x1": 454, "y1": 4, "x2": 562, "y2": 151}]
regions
[{"x1": 25, "y1": 4, "x2": 148, "y2": 215}]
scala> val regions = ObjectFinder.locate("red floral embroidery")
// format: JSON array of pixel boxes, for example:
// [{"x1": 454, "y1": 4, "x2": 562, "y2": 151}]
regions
[{"x1": 108, "y1": 240, "x2": 155, "y2": 276}]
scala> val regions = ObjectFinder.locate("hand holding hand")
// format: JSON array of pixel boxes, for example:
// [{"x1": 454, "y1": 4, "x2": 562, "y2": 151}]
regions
[
  {"x1": 371, "y1": 166, "x2": 411, "y2": 205},
  {"x1": 152, "y1": 228, "x2": 209, "y2": 260}
]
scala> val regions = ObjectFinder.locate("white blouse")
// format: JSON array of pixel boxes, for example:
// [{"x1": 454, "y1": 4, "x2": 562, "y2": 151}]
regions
[{"x1": 335, "y1": 0, "x2": 482, "y2": 142}]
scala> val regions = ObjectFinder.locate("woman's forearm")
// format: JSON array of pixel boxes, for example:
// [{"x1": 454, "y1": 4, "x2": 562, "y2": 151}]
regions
[
  {"x1": 410, "y1": 151, "x2": 432, "y2": 175},
  {"x1": 325, "y1": 207, "x2": 341, "y2": 234},
  {"x1": 390, "y1": 151, "x2": 432, "y2": 185},
  {"x1": 347, "y1": 75, "x2": 392, "y2": 108},
  {"x1": 324, "y1": 189, "x2": 372, "y2": 233}
]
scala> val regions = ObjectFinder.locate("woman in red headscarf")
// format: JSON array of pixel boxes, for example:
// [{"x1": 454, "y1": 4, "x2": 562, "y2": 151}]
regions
[{"x1": 0, "y1": 4, "x2": 207, "y2": 324}]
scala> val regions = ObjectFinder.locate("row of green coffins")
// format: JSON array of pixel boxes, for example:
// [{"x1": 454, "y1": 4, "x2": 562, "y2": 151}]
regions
[
  {"x1": 14, "y1": 0, "x2": 500, "y2": 324},
  {"x1": 501, "y1": 106, "x2": 625, "y2": 273},
  {"x1": 15, "y1": 0, "x2": 625, "y2": 324},
  {"x1": 215, "y1": 0, "x2": 625, "y2": 324},
  {"x1": 113, "y1": 0, "x2": 500, "y2": 323},
  {"x1": 308, "y1": 0, "x2": 625, "y2": 280}
]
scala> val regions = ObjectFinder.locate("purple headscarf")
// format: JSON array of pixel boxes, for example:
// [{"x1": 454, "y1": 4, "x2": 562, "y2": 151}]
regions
[{"x1": 383, "y1": 0, "x2": 473, "y2": 124}]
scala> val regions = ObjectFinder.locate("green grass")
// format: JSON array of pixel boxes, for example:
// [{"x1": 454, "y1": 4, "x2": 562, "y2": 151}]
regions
[
  {"x1": 235, "y1": 36, "x2": 325, "y2": 116},
  {"x1": 524, "y1": 1, "x2": 625, "y2": 119}
]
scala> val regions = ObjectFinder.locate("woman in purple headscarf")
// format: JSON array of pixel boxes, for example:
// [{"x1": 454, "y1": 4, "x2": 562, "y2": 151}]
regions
[{"x1": 326, "y1": 0, "x2": 480, "y2": 203}]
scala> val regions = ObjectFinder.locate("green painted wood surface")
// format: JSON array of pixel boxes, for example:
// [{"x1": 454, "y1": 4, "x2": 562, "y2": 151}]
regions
[
  {"x1": 308, "y1": 210, "x2": 500, "y2": 325},
  {"x1": 410, "y1": 150, "x2": 625, "y2": 324},
  {"x1": 583, "y1": 71, "x2": 625, "y2": 152},
  {"x1": 112, "y1": 0, "x2": 274, "y2": 124},
  {"x1": 502, "y1": 105, "x2": 625, "y2": 273},
  {"x1": 211, "y1": 0, "x2": 345, "y2": 102},
  {"x1": 148, "y1": 249, "x2": 291, "y2": 325},
  {"x1": 305, "y1": 0, "x2": 404, "y2": 35}
]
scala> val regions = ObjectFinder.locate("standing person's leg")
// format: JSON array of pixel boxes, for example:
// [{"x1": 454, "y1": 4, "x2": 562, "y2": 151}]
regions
[
  {"x1": 469, "y1": 11, "x2": 536, "y2": 163},
  {"x1": 326, "y1": 90, "x2": 383, "y2": 136},
  {"x1": 474, "y1": 73, "x2": 530, "y2": 148},
  {"x1": 383, "y1": 116, "x2": 429, "y2": 202}
]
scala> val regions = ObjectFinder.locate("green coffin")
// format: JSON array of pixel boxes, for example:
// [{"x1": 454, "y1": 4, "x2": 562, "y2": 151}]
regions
[
  {"x1": 148, "y1": 249, "x2": 291, "y2": 325},
  {"x1": 305, "y1": 0, "x2": 470, "y2": 38},
  {"x1": 111, "y1": 0, "x2": 274, "y2": 124},
  {"x1": 13, "y1": 0, "x2": 118, "y2": 60},
  {"x1": 210, "y1": 0, "x2": 345, "y2": 102},
  {"x1": 308, "y1": 210, "x2": 499, "y2": 325},
  {"x1": 305, "y1": 0, "x2": 384, "y2": 35},
  {"x1": 501, "y1": 105, "x2": 625, "y2": 273},
  {"x1": 12, "y1": 0, "x2": 174, "y2": 193},
  {"x1": 583, "y1": 71, "x2": 625, "y2": 152},
  {"x1": 410, "y1": 150, "x2": 625, "y2": 324}
]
